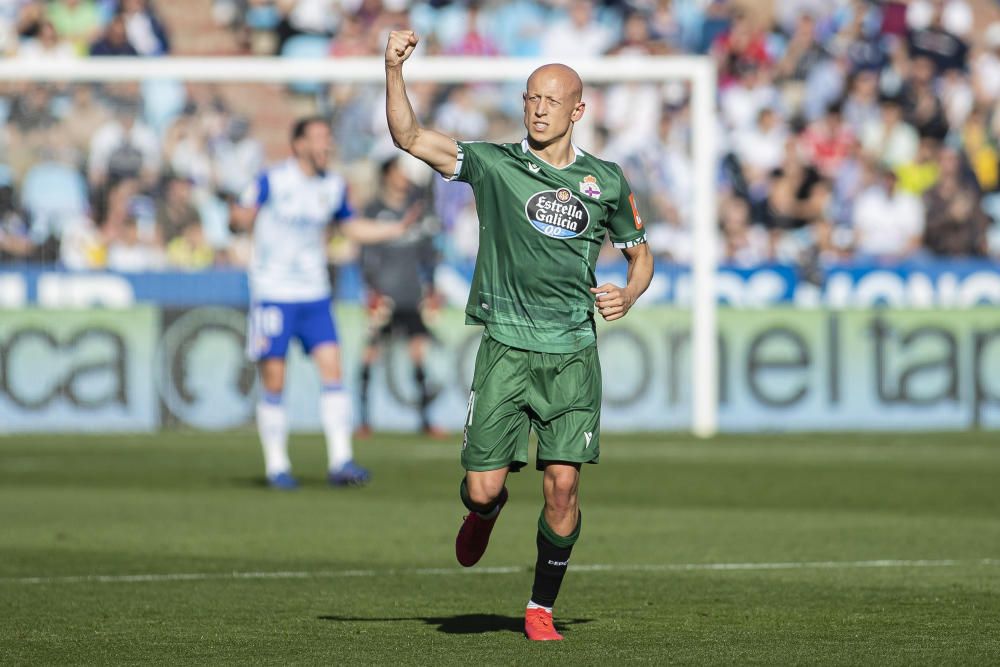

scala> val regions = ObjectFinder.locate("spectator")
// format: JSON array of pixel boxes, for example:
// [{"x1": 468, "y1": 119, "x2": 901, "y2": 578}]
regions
[
  {"x1": 541, "y1": 0, "x2": 614, "y2": 59},
  {"x1": 802, "y1": 49, "x2": 849, "y2": 122},
  {"x1": 895, "y1": 136, "x2": 940, "y2": 196},
  {"x1": 608, "y1": 10, "x2": 670, "y2": 57},
  {"x1": 59, "y1": 212, "x2": 105, "y2": 269},
  {"x1": 720, "y1": 196, "x2": 770, "y2": 267},
  {"x1": 833, "y1": 4, "x2": 884, "y2": 74},
  {"x1": 762, "y1": 139, "x2": 830, "y2": 233},
  {"x1": 648, "y1": 0, "x2": 683, "y2": 53},
  {"x1": 434, "y1": 86, "x2": 487, "y2": 139},
  {"x1": 211, "y1": 115, "x2": 264, "y2": 198},
  {"x1": 860, "y1": 96, "x2": 919, "y2": 169},
  {"x1": 939, "y1": 68, "x2": 974, "y2": 132},
  {"x1": 907, "y1": 0, "x2": 973, "y2": 38},
  {"x1": 444, "y1": 1, "x2": 498, "y2": 57},
  {"x1": 17, "y1": 20, "x2": 76, "y2": 58},
  {"x1": 273, "y1": 0, "x2": 335, "y2": 54},
  {"x1": 6, "y1": 84, "x2": 58, "y2": 135},
  {"x1": 774, "y1": 13, "x2": 827, "y2": 95},
  {"x1": 799, "y1": 102, "x2": 855, "y2": 179},
  {"x1": 62, "y1": 85, "x2": 110, "y2": 168},
  {"x1": 88, "y1": 98, "x2": 161, "y2": 190},
  {"x1": 120, "y1": 0, "x2": 170, "y2": 56},
  {"x1": 0, "y1": 168, "x2": 34, "y2": 261},
  {"x1": 712, "y1": 9, "x2": 771, "y2": 87},
  {"x1": 852, "y1": 165, "x2": 925, "y2": 259},
  {"x1": 694, "y1": 0, "x2": 733, "y2": 55},
  {"x1": 15, "y1": 1, "x2": 44, "y2": 40},
  {"x1": 972, "y1": 23, "x2": 1000, "y2": 103},
  {"x1": 733, "y1": 107, "x2": 788, "y2": 187},
  {"x1": 922, "y1": 147, "x2": 989, "y2": 257},
  {"x1": 106, "y1": 215, "x2": 166, "y2": 270},
  {"x1": 842, "y1": 69, "x2": 881, "y2": 135},
  {"x1": 89, "y1": 13, "x2": 138, "y2": 56},
  {"x1": 900, "y1": 56, "x2": 949, "y2": 140},
  {"x1": 162, "y1": 112, "x2": 212, "y2": 187},
  {"x1": 907, "y1": 0, "x2": 968, "y2": 74},
  {"x1": 60, "y1": 175, "x2": 132, "y2": 269},
  {"x1": 328, "y1": 12, "x2": 371, "y2": 57},
  {"x1": 720, "y1": 63, "x2": 781, "y2": 133},
  {"x1": 156, "y1": 174, "x2": 200, "y2": 241},
  {"x1": 48, "y1": 0, "x2": 102, "y2": 56},
  {"x1": 960, "y1": 109, "x2": 999, "y2": 194},
  {"x1": 166, "y1": 221, "x2": 214, "y2": 269},
  {"x1": 625, "y1": 110, "x2": 693, "y2": 257}
]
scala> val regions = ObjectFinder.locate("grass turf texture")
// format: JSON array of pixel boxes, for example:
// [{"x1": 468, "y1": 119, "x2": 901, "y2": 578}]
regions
[{"x1": 1, "y1": 432, "x2": 998, "y2": 665}]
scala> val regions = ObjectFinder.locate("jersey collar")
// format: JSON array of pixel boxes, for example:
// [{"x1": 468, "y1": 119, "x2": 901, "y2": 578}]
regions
[{"x1": 521, "y1": 138, "x2": 581, "y2": 170}]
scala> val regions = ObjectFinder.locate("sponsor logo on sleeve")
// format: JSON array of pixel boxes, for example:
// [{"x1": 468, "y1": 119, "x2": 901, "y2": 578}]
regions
[{"x1": 629, "y1": 193, "x2": 643, "y2": 229}]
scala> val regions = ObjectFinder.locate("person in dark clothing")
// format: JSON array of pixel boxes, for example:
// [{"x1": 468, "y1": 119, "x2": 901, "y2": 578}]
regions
[
  {"x1": 922, "y1": 147, "x2": 989, "y2": 257},
  {"x1": 357, "y1": 157, "x2": 443, "y2": 437},
  {"x1": 90, "y1": 13, "x2": 138, "y2": 56},
  {"x1": 906, "y1": 4, "x2": 968, "y2": 74}
]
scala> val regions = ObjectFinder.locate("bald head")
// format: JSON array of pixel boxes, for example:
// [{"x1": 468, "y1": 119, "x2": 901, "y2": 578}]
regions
[
  {"x1": 522, "y1": 63, "x2": 586, "y2": 153},
  {"x1": 527, "y1": 64, "x2": 583, "y2": 104}
]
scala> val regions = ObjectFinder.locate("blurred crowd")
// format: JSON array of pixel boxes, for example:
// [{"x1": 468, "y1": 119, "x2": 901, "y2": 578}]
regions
[{"x1": 1, "y1": 0, "x2": 1000, "y2": 272}]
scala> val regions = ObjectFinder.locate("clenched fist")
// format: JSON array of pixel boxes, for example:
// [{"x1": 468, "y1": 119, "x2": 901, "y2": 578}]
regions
[{"x1": 385, "y1": 30, "x2": 418, "y2": 69}]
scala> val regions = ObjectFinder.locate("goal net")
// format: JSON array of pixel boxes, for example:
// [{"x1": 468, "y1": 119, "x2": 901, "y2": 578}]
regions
[{"x1": 0, "y1": 56, "x2": 718, "y2": 436}]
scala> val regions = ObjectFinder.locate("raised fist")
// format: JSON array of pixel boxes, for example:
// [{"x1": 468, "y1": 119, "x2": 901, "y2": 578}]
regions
[{"x1": 385, "y1": 30, "x2": 418, "y2": 69}]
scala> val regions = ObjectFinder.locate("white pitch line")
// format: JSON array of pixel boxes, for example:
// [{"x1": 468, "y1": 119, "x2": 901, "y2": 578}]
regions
[{"x1": 2, "y1": 559, "x2": 998, "y2": 586}]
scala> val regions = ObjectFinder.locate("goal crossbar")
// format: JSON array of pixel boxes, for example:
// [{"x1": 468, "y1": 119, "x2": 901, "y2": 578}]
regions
[{"x1": 2, "y1": 55, "x2": 718, "y2": 436}]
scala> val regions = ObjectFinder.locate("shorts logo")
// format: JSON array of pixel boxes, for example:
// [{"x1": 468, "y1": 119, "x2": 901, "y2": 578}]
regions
[
  {"x1": 584, "y1": 431, "x2": 593, "y2": 449},
  {"x1": 524, "y1": 188, "x2": 591, "y2": 239}
]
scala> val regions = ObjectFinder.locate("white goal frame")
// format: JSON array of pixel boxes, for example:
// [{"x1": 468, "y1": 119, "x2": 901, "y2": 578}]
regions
[{"x1": 0, "y1": 55, "x2": 719, "y2": 437}]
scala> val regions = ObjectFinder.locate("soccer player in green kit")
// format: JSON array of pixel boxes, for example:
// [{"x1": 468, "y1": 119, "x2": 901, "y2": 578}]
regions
[{"x1": 385, "y1": 30, "x2": 654, "y2": 641}]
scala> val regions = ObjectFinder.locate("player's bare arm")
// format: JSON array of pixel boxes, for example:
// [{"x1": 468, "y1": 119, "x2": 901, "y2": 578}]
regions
[
  {"x1": 591, "y1": 243, "x2": 653, "y2": 322},
  {"x1": 385, "y1": 30, "x2": 459, "y2": 178}
]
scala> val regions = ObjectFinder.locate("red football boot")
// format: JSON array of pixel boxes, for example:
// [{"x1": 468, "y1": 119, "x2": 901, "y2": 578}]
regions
[
  {"x1": 524, "y1": 607, "x2": 564, "y2": 641},
  {"x1": 455, "y1": 487, "x2": 508, "y2": 567}
]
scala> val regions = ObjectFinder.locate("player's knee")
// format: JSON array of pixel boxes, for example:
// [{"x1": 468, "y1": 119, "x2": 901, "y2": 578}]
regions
[
  {"x1": 259, "y1": 372, "x2": 285, "y2": 395},
  {"x1": 544, "y1": 491, "x2": 577, "y2": 518},
  {"x1": 467, "y1": 484, "x2": 503, "y2": 508},
  {"x1": 543, "y1": 474, "x2": 578, "y2": 516},
  {"x1": 464, "y1": 477, "x2": 504, "y2": 508}
]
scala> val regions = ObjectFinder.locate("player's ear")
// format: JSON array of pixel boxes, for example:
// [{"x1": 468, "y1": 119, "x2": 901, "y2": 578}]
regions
[{"x1": 571, "y1": 101, "x2": 586, "y2": 122}]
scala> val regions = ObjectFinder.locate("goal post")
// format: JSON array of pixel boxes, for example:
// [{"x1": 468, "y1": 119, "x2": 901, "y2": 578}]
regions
[{"x1": 0, "y1": 55, "x2": 719, "y2": 437}]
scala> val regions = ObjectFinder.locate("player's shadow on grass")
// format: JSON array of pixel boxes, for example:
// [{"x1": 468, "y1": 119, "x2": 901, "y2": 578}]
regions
[{"x1": 317, "y1": 613, "x2": 593, "y2": 635}]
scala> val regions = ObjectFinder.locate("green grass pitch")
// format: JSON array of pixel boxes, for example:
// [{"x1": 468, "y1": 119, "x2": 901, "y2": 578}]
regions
[{"x1": 1, "y1": 432, "x2": 998, "y2": 665}]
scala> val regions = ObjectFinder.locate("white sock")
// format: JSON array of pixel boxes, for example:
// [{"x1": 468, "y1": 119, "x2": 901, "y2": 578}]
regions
[
  {"x1": 321, "y1": 386, "x2": 353, "y2": 471},
  {"x1": 256, "y1": 396, "x2": 290, "y2": 477},
  {"x1": 527, "y1": 600, "x2": 553, "y2": 614}
]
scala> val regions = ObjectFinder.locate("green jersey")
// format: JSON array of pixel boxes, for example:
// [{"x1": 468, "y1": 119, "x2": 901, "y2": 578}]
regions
[{"x1": 451, "y1": 139, "x2": 646, "y2": 353}]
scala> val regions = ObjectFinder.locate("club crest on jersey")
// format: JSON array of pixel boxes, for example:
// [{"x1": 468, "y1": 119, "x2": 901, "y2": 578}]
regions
[
  {"x1": 579, "y1": 175, "x2": 601, "y2": 199},
  {"x1": 524, "y1": 188, "x2": 591, "y2": 239}
]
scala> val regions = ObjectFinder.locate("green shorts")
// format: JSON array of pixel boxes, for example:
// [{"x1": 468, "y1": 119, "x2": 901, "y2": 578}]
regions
[{"x1": 461, "y1": 333, "x2": 601, "y2": 472}]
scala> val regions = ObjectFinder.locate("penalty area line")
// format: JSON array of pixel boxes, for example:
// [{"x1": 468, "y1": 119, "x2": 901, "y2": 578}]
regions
[{"x1": 3, "y1": 559, "x2": 998, "y2": 586}]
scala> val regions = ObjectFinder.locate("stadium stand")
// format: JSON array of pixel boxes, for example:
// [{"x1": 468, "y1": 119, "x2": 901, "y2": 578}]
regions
[{"x1": 1, "y1": 0, "x2": 999, "y2": 272}]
